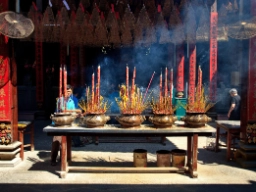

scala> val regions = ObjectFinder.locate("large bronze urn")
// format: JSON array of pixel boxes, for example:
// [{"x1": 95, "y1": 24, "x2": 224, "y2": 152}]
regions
[
  {"x1": 149, "y1": 114, "x2": 177, "y2": 128},
  {"x1": 81, "y1": 114, "x2": 110, "y2": 128},
  {"x1": 50, "y1": 112, "x2": 76, "y2": 126},
  {"x1": 116, "y1": 114, "x2": 146, "y2": 128},
  {"x1": 181, "y1": 113, "x2": 212, "y2": 128}
]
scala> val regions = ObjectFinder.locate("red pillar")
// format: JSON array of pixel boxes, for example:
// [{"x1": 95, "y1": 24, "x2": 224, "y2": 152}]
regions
[
  {"x1": 209, "y1": 4, "x2": 218, "y2": 102},
  {"x1": 244, "y1": 0, "x2": 256, "y2": 144},
  {"x1": 176, "y1": 44, "x2": 184, "y2": 97}
]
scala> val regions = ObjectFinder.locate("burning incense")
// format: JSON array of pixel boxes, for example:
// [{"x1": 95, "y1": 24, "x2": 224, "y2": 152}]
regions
[
  {"x1": 198, "y1": 66, "x2": 202, "y2": 98},
  {"x1": 63, "y1": 65, "x2": 67, "y2": 111},
  {"x1": 159, "y1": 72, "x2": 162, "y2": 104},
  {"x1": 164, "y1": 67, "x2": 168, "y2": 97},
  {"x1": 143, "y1": 71, "x2": 155, "y2": 103},
  {"x1": 170, "y1": 68, "x2": 173, "y2": 102},
  {"x1": 63, "y1": 64, "x2": 67, "y2": 96},
  {"x1": 91, "y1": 73, "x2": 95, "y2": 106},
  {"x1": 97, "y1": 65, "x2": 101, "y2": 105},
  {"x1": 59, "y1": 64, "x2": 62, "y2": 97},
  {"x1": 126, "y1": 64, "x2": 129, "y2": 98}
]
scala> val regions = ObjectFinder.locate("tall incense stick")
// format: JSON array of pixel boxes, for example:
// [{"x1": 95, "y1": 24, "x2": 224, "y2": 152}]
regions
[{"x1": 143, "y1": 71, "x2": 155, "y2": 103}]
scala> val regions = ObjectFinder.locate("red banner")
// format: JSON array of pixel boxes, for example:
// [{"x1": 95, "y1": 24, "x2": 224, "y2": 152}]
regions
[
  {"x1": 188, "y1": 44, "x2": 196, "y2": 105},
  {"x1": 176, "y1": 45, "x2": 184, "y2": 92},
  {"x1": 0, "y1": 57, "x2": 12, "y2": 121},
  {"x1": 209, "y1": 12, "x2": 218, "y2": 101}
]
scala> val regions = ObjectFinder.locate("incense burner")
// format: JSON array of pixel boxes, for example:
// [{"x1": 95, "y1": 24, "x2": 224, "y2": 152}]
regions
[
  {"x1": 81, "y1": 114, "x2": 110, "y2": 128},
  {"x1": 116, "y1": 114, "x2": 146, "y2": 128},
  {"x1": 149, "y1": 114, "x2": 177, "y2": 128},
  {"x1": 50, "y1": 112, "x2": 76, "y2": 126},
  {"x1": 181, "y1": 113, "x2": 212, "y2": 128}
]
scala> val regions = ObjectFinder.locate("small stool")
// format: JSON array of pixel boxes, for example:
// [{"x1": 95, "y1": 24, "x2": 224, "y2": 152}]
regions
[{"x1": 18, "y1": 121, "x2": 34, "y2": 160}]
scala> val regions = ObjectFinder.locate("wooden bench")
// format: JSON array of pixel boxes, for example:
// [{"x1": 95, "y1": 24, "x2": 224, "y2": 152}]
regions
[{"x1": 18, "y1": 121, "x2": 34, "y2": 160}]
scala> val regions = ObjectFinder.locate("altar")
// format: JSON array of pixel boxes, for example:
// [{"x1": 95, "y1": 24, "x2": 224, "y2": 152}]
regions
[{"x1": 43, "y1": 122, "x2": 215, "y2": 179}]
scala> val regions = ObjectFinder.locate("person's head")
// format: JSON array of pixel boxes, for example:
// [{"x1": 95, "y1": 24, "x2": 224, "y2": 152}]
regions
[
  {"x1": 65, "y1": 84, "x2": 73, "y2": 98},
  {"x1": 229, "y1": 88, "x2": 238, "y2": 96}
]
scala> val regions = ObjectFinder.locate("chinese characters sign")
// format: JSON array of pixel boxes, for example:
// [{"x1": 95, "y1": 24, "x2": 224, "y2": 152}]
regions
[
  {"x1": 0, "y1": 57, "x2": 12, "y2": 121},
  {"x1": 176, "y1": 45, "x2": 184, "y2": 92},
  {"x1": 188, "y1": 44, "x2": 196, "y2": 105},
  {"x1": 209, "y1": 12, "x2": 218, "y2": 101}
]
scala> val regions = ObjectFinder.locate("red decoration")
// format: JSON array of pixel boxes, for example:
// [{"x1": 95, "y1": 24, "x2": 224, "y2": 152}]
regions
[
  {"x1": 188, "y1": 44, "x2": 196, "y2": 105},
  {"x1": 209, "y1": 12, "x2": 218, "y2": 101},
  {"x1": 176, "y1": 45, "x2": 184, "y2": 92},
  {"x1": 158, "y1": 5, "x2": 161, "y2": 13},
  {"x1": 0, "y1": 57, "x2": 12, "y2": 121}
]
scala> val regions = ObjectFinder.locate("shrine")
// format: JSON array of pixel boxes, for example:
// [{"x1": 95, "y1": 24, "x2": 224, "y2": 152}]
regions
[{"x1": 0, "y1": 0, "x2": 256, "y2": 170}]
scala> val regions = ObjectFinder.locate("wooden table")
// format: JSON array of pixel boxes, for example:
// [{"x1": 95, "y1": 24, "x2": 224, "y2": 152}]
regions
[
  {"x1": 215, "y1": 120, "x2": 241, "y2": 161},
  {"x1": 43, "y1": 123, "x2": 215, "y2": 179}
]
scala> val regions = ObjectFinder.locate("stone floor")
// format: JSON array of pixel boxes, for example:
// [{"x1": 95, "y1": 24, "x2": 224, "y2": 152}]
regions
[{"x1": 0, "y1": 119, "x2": 256, "y2": 192}]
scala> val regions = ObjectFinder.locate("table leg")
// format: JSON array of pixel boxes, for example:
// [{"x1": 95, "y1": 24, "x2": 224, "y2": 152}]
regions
[
  {"x1": 187, "y1": 136, "x2": 192, "y2": 167},
  {"x1": 18, "y1": 130, "x2": 24, "y2": 160},
  {"x1": 30, "y1": 123, "x2": 34, "y2": 151},
  {"x1": 67, "y1": 136, "x2": 71, "y2": 161},
  {"x1": 60, "y1": 136, "x2": 67, "y2": 178},
  {"x1": 215, "y1": 126, "x2": 220, "y2": 152},
  {"x1": 226, "y1": 131, "x2": 231, "y2": 161},
  {"x1": 161, "y1": 137, "x2": 166, "y2": 146},
  {"x1": 191, "y1": 134, "x2": 198, "y2": 178}
]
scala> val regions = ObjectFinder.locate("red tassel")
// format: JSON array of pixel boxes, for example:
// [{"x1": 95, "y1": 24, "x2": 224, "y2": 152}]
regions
[
  {"x1": 158, "y1": 5, "x2": 161, "y2": 13},
  {"x1": 111, "y1": 4, "x2": 115, "y2": 13}
]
